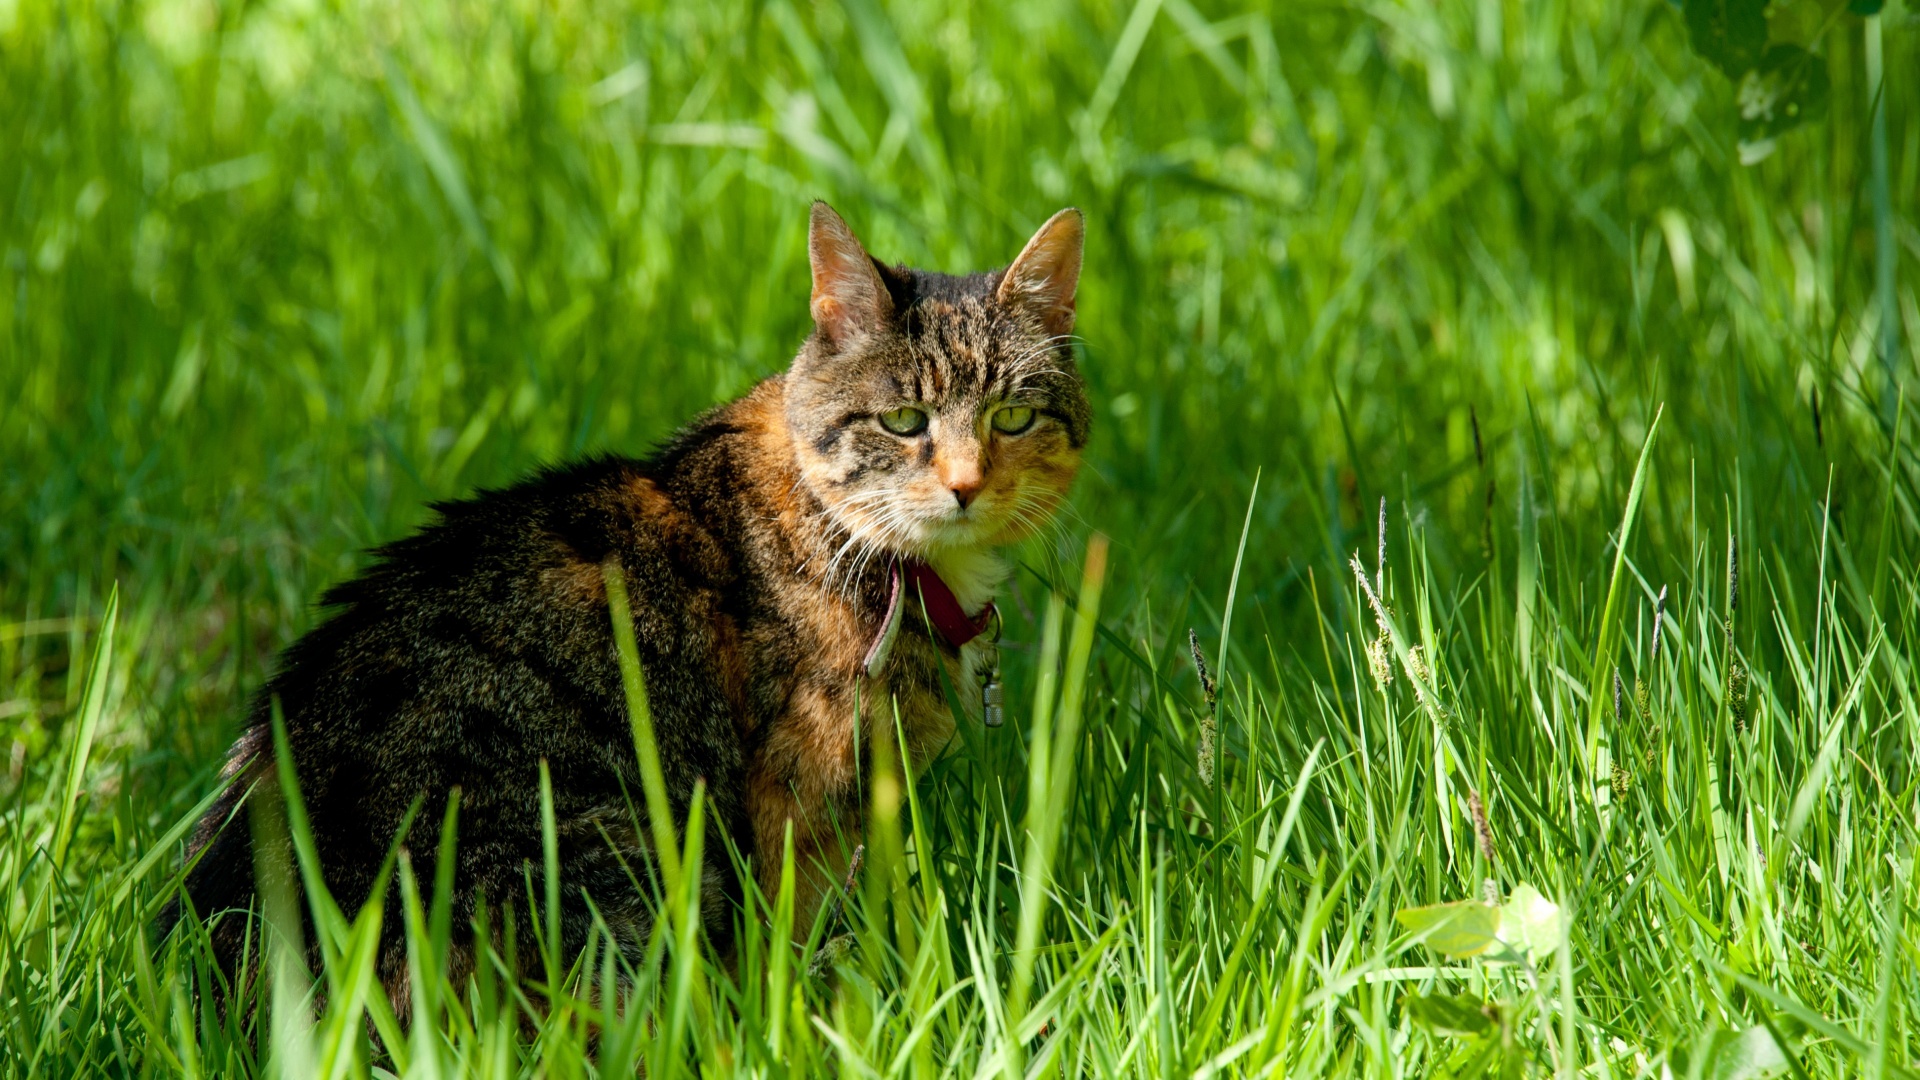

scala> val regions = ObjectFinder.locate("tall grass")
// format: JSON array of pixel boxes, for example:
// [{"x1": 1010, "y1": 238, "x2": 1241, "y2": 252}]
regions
[{"x1": 3, "y1": 0, "x2": 1918, "y2": 1075}]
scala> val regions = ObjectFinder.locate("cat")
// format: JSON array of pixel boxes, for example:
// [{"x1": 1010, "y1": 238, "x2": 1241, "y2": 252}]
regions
[{"x1": 160, "y1": 203, "x2": 1089, "y2": 1007}]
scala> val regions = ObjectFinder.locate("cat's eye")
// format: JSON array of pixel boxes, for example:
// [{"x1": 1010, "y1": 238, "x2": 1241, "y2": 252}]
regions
[
  {"x1": 878, "y1": 407, "x2": 929, "y2": 436},
  {"x1": 991, "y1": 405, "x2": 1037, "y2": 435}
]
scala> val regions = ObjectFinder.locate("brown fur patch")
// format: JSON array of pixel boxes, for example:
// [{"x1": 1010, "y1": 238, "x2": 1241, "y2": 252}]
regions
[{"x1": 539, "y1": 549, "x2": 607, "y2": 602}]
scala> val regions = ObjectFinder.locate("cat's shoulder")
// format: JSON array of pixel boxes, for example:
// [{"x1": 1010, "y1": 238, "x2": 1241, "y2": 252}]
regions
[
  {"x1": 437, "y1": 376, "x2": 786, "y2": 528},
  {"x1": 320, "y1": 383, "x2": 789, "y2": 611},
  {"x1": 643, "y1": 377, "x2": 788, "y2": 474},
  {"x1": 311, "y1": 455, "x2": 640, "y2": 604}
]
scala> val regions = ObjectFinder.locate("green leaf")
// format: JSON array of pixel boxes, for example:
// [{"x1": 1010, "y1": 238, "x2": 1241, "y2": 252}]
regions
[
  {"x1": 1396, "y1": 886, "x2": 1564, "y2": 965},
  {"x1": 53, "y1": 584, "x2": 117, "y2": 868},
  {"x1": 1497, "y1": 883, "x2": 1564, "y2": 963},
  {"x1": 1707, "y1": 1025, "x2": 1790, "y2": 1080},
  {"x1": 1395, "y1": 901, "x2": 1501, "y2": 957},
  {"x1": 1737, "y1": 45, "x2": 1831, "y2": 152},
  {"x1": 1683, "y1": 0, "x2": 1769, "y2": 76},
  {"x1": 1405, "y1": 993, "x2": 1495, "y2": 1037},
  {"x1": 1585, "y1": 406, "x2": 1662, "y2": 772}
]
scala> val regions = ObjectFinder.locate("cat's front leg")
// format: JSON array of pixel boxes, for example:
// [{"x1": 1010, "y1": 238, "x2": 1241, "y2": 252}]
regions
[{"x1": 745, "y1": 674, "x2": 870, "y2": 938}]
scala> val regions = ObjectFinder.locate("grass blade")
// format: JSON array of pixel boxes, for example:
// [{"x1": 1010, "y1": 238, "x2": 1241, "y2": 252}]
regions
[{"x1": 52, "y1": 584, "x2": 117, "y2": 867}]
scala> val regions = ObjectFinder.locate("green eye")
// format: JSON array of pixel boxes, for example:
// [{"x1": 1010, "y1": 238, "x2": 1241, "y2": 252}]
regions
[
  {"x1": 878, "y1": 407, "x2": 929, "y2": 436},
  {"x1": 992, "y1": 405, "x2": 1037, "y2": 435}
]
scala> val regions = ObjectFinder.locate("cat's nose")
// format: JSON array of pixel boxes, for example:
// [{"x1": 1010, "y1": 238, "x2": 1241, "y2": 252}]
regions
[{"x1": 936, "y1": 456, "x2": 985, "y2": 508}]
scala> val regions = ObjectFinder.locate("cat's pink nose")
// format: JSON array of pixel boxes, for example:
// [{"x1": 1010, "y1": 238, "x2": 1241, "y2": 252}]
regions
[{"x1": 938, "y1": 458, "x2": 985, "y2": 508}]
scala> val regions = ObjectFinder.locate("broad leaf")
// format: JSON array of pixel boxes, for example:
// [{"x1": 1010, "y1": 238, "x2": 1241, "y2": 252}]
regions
[
  {"x1": 1737, "y1": 45, "x2": 1831, "y2": 151},
  {"x1": 1708, "y1": 1025, "x2": 1790, "y2": 1080},
  {"x1": 1497, "y1": 883, "x2": 1563, "y2": 963},
  {"x1": 1684, "y1": 0, "x2": 1769, "y2": 76},
  {"x1": 1395, "y1": 901, "x2": 1501, "y2": 957}
]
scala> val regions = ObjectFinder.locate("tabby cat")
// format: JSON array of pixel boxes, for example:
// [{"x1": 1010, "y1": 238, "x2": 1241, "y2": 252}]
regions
[{"x1": 162, "y1": 203, "x2": 1089, "y2": 1003}]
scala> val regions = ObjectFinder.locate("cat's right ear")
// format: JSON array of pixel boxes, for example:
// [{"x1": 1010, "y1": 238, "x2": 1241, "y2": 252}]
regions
[
  {"x1": 997, "y1": 208, "x2": 1084, "y2": 339},
  {"x1": 809, "y1": 202, "x2": 892, "y2": 348}
]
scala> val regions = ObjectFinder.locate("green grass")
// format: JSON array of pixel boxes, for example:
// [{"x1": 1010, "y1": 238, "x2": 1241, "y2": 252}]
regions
[{"x1": 4, "y1": 0, "x2": 1919, "y2": 1075}]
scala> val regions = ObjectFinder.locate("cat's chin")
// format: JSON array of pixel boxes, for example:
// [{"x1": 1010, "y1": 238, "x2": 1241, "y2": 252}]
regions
[
  {"x1": 825, "y1": 519, "x2": 994, "y2": 567},
  {"x1": 906, "y1": 512, "x2": 1014, "y2": 555}
]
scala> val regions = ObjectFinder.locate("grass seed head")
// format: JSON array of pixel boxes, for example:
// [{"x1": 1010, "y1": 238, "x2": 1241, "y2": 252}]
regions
[
  {"x1": 1197, "y1": 713, "x2": 1217, "y2": 787},
  {"x1": 1367, "y1": 631, "x2": 1394, "y2": 690},
  {"x1": 1728, "y1": 662, "x2": 1750, "y2": 733},
  {"x1": 1349, "y1": 551, "x2": 1391, "y2": 632},
  {"x1": 1613, "y1": 669, "x2": 1624, "y2": 721},
  {"x1": 1407, "y1": 644, "x2": 1435, "y2": 709},
  {"x1": 1727, "y1": 534, "x2": 1739, "y2": 617},
  {"x1": 1611, "y1": 761, "x2": 1632, "y2": 800},
  {"x1": 1376, "y1": 496, "x2": 1388, "y2": 596},
  {"x1": 1187, "y1": 628, "x2": 1217, "y2": 711},
  {"x1": 1650, "y1": 585, "x2": 1667, "y2": 663},
  {"x1": 1467, "y1": 788, "x2": 1496, "y2": 864}
]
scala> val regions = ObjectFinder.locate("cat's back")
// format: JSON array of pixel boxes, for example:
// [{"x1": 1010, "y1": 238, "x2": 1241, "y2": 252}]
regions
[
  {"x1": 242, "y1": 455, "x2": 663, "y2": 852},
  {"x1": 284, "y1": 452, "x2": 656, "y2": 717},
  {"x1": 277, "y1": 400, "x2": 774, "y2": 759}
]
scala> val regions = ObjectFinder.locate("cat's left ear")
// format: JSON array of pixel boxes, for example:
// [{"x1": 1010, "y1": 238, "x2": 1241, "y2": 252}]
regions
[{"x1": 997, "y1": 208, "x2": 1083, "y2": 339}]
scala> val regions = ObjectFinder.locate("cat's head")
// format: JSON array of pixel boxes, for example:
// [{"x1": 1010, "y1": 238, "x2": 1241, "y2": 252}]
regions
[{"x1": 786, "y1": 203, "x2": 1089, "y2": 563}]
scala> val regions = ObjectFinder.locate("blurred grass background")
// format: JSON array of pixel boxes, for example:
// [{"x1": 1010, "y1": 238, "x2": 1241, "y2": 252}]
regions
[{"x1": 3, "y1": 0, "x2": 1920, "y2": 1075}]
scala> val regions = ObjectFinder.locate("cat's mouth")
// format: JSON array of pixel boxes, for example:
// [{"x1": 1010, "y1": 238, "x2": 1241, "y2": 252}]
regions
[
  {"x1": 915, "y1": 482, "x2": 1067, "y2": 553},
  {"x1": 883, "y1": 507, "x2": 986, "y2": 553},
  {"x1": 837, "y1": 500, "x2": 997, "y2": 557},
  {"x1": 924, "y1": 507, "x2": 987, "y2": 544},
  {"x1": 820, "y1": 480, "x2": 1043, "y2": 564}
]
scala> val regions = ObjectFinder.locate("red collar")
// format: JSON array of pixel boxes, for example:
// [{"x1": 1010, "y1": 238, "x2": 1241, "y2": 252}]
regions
[
  {"x1": 861, "y1": 558, "x2": 997, "y2": 676},
  {"x1": 905, "y1": 559, "x2": 996, "y2": 648}
]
